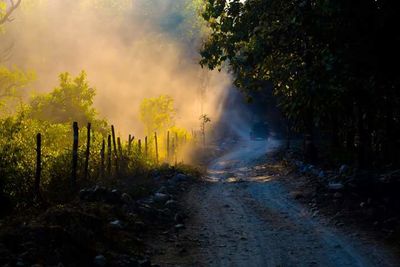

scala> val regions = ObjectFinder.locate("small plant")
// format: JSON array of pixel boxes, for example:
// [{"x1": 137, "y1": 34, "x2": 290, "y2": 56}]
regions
[{"x1": 199, "y1": 114, "x2": 211, "y2": 147}]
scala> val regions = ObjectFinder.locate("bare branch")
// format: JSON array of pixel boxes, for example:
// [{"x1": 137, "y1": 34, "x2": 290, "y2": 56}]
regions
[
  {"x1": 0, "y1": 41, "x2": 14, "y2": 62},
  {"x1": 0, "y1": 0, "x2": 22, "y2": 25}
]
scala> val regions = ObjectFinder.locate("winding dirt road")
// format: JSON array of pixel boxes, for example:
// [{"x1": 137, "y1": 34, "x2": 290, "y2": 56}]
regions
[{"x1": 153, "y1": 139, "x2": 399, "y2": 267}]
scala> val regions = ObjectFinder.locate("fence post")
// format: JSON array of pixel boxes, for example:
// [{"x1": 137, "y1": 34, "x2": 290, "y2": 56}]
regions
[
  {"x1": 167, "y1": 131, "x2": 170, "y2": 162},
  {"x1": 145, "y1": 136, "x2": 148, "y2": 157},
  {"x1": 71, "y1": 122, "x2": 79, "y2": 189},
  {"x1": 100, "y1": 139, "x2": 105, "y2": 178},
  {"x1": 154, "y1": 132, "x2": 159, "y2": 164},
  {"x1": 34, "y1": 133, "x2": 42, "y2": 199},
  {"x1": 111, "y1": 125, "x2": 117, "y2": 151},
  {"x1": 111, "y1": 125, "x2": 119, "y2": 174},
  {"x1": 117, "y1": 137, "x2": 123, "y2": 158},
  {"x1": 128, "y1": 134, "x2": 133, "y2": 155},
  {"x1": 117, "y1": 137, "x2": 124, "y2": 173},
  {"x1": 175, "y1": 132, "x2": 179, "y2": 164},
  {"x1": 128, "y1": 134, "x2": 131, "y2": 154},
  {"x1": 138, "y1": 139, "x2": 142, "y2": 154},
  {"x1": 107, "y1": 134, "x2": 112, "y2": 176},
  {"x1": 84, "y1": 123, "x2": 91, "y2": 181}
]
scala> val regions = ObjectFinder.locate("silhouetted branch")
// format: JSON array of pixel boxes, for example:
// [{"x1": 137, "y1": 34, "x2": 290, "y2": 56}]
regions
[{"x1": 0, "y1": 0, "x2": 22, "y2": 25}]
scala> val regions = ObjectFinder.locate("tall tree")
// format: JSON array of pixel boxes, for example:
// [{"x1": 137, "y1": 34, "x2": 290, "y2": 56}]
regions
[{"x1": 200, "y1": 0, "x2": 400, "y2": 166}]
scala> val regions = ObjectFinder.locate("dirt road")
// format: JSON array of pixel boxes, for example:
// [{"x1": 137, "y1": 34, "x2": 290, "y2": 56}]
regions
[{"x1": 152, "y1": 139, "x2": 399, "y2": 267}]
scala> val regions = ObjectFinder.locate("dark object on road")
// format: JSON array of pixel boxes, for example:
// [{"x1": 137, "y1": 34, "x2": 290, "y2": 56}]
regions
[{"x1": 250, "y1": 122, "x2": 270, "y2": 140}]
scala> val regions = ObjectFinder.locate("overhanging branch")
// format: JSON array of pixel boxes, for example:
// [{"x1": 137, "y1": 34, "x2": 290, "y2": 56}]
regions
[{"x1": 0, "y1": 0, "x2": 22, "y2": 25}]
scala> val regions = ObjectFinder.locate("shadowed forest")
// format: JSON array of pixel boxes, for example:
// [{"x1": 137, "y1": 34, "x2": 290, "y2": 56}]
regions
[{"x1": 1, "y1": 0, "x2": 400, "y2": 266}]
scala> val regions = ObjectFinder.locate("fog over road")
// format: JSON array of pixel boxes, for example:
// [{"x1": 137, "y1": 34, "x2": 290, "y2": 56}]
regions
[{"x1": 155, "y1": 138, "x2": 399, "y2": 267}]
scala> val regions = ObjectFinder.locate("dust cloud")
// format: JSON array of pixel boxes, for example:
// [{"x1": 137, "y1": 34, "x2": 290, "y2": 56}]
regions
[{"x1": 1, "y1": 0, "x2": 231, "y2": 137}]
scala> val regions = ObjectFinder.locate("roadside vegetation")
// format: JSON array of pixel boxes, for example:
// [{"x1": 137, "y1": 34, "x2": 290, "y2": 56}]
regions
[
  {"x1": 200, "y1": 0, "x2": 400, "y2": 170},
  {"x1": 0, "y1": 0, "x2": 208, "y2": 215}
]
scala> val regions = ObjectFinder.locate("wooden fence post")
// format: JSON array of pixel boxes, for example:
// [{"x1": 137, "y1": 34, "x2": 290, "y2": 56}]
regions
[
  {"x1": 128, "y1": 134, "x2": 134, "y2": 155},
  {"x1": 145, "y1": 136, "x2": 148, "y2": 157},
  {"x1": 107, "y1": 134, "x2": 112, "y2": 176},
  {"x1": 175, "y1": 132, "x2": 179, "y2": 163},
  {"x1": 117, "y1": 137, "x2": 123, "y2": 158},
  {"x1": 111, "y1": 125, "x2": 117, "y2": 152},
  {"x1": 71, "y1": 122, "x2": 79, "y2": 189},
  {"x1": 154, "y1": 132, "x2": 159, "y2": 164},
  {"x1": 117, "y1": 137, "x2": 124, "y2": 173},
  {"x1": 111, "y1": 125, "x2": 119, "y2": 174},
  {"x1": 167, "y1": 131, "x2": 170, "y2": 161},
  {"x1": 34, "y1": 133, "x2": 42, "y2": 199},
  {"x1": 84, "y1": 123, "x2": 91, "y2": 181},
  {"x1": 100, "y1": 139, "x2": 105, "y2": 178}
]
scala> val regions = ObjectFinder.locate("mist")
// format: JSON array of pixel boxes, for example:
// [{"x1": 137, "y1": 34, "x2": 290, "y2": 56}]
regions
[{"x1": 1, "y1": 0, "x2": 231, "y2": 136}]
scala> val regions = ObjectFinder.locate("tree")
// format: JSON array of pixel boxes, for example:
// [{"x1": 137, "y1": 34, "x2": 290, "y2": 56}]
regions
[
  {"x1": 0, "y1": 66, "x2": 33, "y2": 103},
  {"x1": 200, "y1": 0, "x2": 400, "y2": 166},
  {"x1": 133, "y1": 0, "x2": 207, "y2": 44},
  {"x1": 0, "y1": 1, "x2": 33, "y2": 112},
  {"x1": 139, "y1": 95, "x2": 176, "y2": 136},
  {"x1": 199, "y1": 113, "x2": 210, "y2": 146},
  {"x1": 28, "y1": 71, "x2": 105, "y2": 128}
]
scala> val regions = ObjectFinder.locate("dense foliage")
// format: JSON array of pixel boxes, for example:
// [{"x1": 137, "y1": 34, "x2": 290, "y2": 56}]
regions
[
  {"x1": 0, "y1": 71, "x2": 194, "y2": 215},
  {"x1": 0, "y1": 71, "x2": 161, "y2": 214},
  {"x1": 139, "y1": 95, "x2": 191, "y2": 161},
  {"x1": 28, "y1": 71, "x2": 107, "y2": 130},
  {"x1": 133, "y1": 0, "x2": 207, "y2": 43},
  {"x1": 0, "y1": 0, "x2": 203, "y2": 216},
  {"x1": 200, "y1": 0, "x2": 400, "y2": 167},
  {"x1": 0, "y1": 66, "x2": 34, "y2": 113},
  {"x1": 140, "y1": 95, "x2": 176, "y2": 135}
]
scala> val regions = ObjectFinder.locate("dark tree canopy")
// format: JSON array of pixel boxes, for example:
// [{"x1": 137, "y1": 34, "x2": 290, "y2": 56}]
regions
[{"x1": 200, "y1": 0, "x2": 400, "y2": 167}]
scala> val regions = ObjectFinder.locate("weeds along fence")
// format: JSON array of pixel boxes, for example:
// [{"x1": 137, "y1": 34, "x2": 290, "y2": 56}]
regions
[{"x1": 0, "y1": 120, "x2": 196, "y2": 209}]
